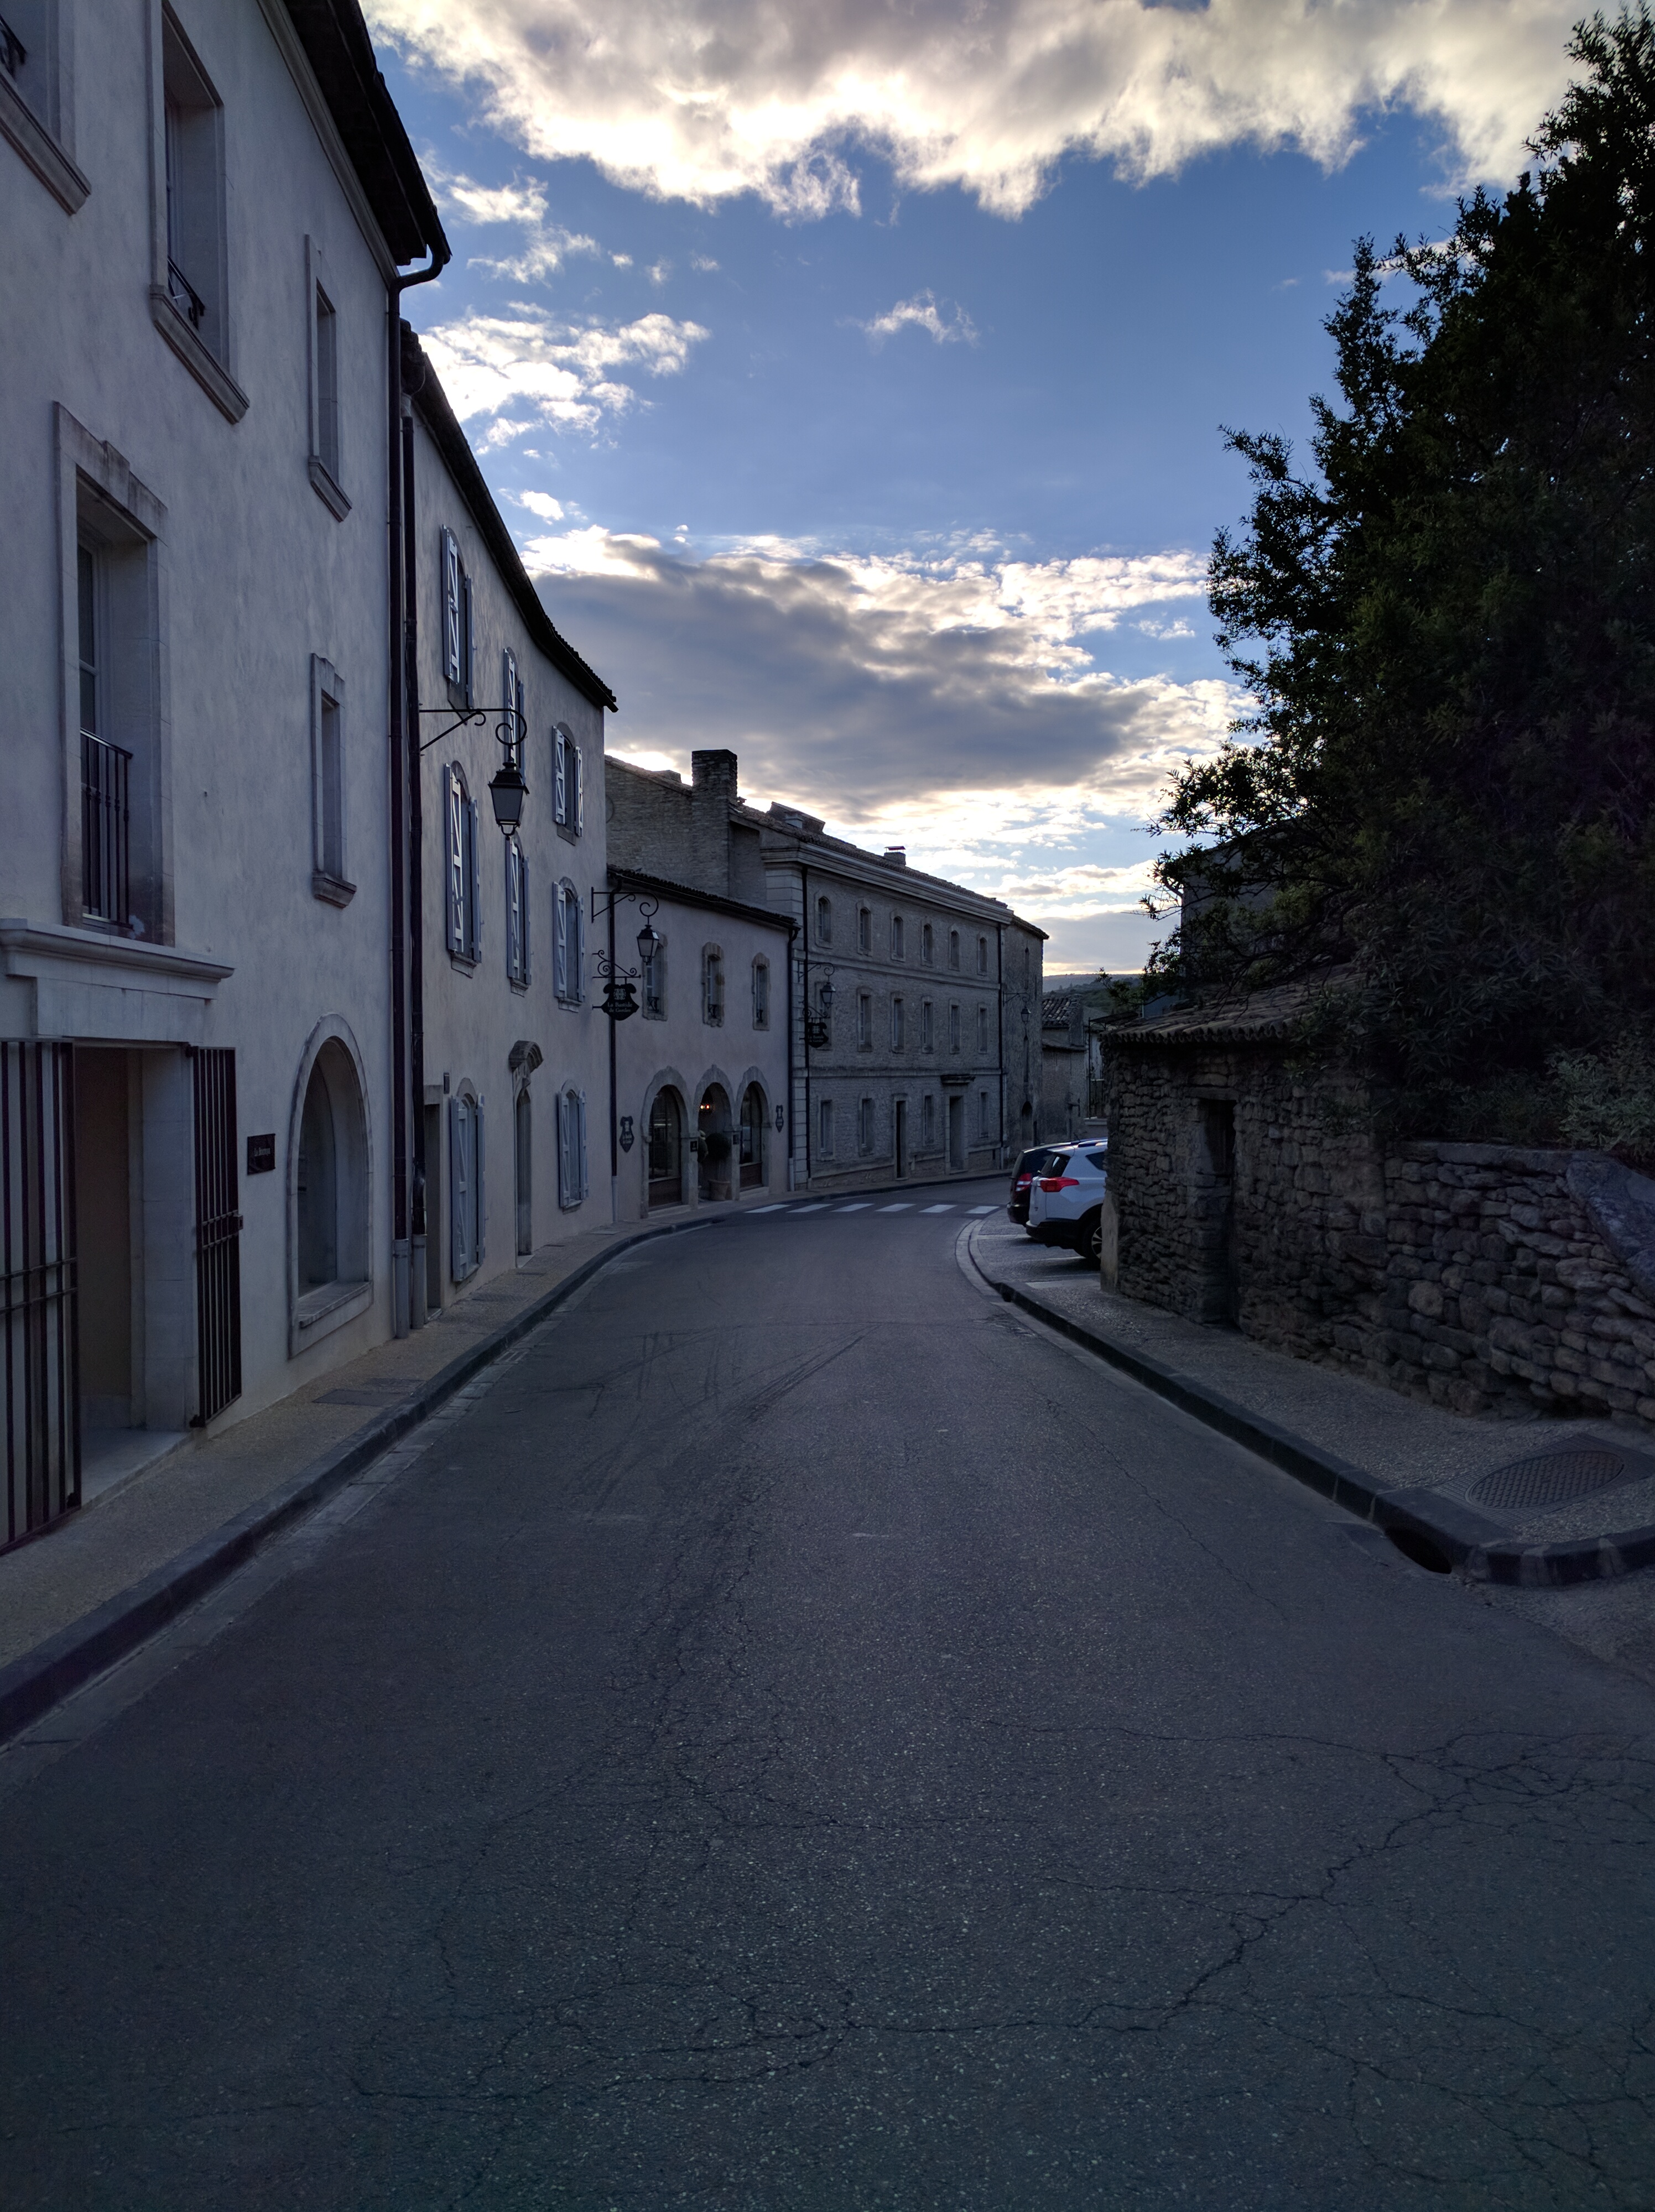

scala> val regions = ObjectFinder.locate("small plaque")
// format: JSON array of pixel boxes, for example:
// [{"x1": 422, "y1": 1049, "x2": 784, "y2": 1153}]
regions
[
  {"x1": 246, "y1": 1133, "x2": 276, "y2": 1175},
  {"x1": 774, "y1": 1104, "x2": 785, "y2": 1131},
  {"x1": 618, "y1": 1114, "x2": 635, "y2": 1152}
]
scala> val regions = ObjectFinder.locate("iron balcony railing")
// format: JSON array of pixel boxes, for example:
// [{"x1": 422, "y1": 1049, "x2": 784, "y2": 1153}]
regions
[
  {"x1": 81, "y1": 731, "x2": 132, "y2": 928},
  {"x1": 167, "y1": 257, "x2": 206, "y2": 330}
]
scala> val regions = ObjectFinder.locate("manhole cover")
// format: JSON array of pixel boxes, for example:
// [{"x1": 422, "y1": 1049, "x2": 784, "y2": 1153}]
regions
[{"x1": 1471, "y1": 1449, "x2": 1628, "y2": 1512}]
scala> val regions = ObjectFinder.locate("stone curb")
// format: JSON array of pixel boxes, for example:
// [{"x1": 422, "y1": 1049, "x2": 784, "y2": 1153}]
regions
[
  {"x1": 965, "y1": 1227, "x2": 1655, "y2": 1590},
  {"x1": 0, "y1": 1213, "x2": 718, "y2": 1752}
]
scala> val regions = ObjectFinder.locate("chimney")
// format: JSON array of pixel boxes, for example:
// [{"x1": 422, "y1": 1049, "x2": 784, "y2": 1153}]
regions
[
  {"x1": 689, "y1": 749, "x2": 739, "y2": 896},
  {"x1": 883, "y1": 845, "x2": 907, "y2": 866}
]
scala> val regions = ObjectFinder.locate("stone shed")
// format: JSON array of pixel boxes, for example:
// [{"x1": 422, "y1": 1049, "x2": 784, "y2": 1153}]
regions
[{"x1": 1102, "y1": 992, "x2": 1655, "y2": 1434}]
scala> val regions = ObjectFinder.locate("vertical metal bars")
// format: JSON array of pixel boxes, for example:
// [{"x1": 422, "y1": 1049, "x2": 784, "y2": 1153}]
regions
[
  {"x1": 190, "y1": 1048, "x2": 242, "y2": 1425},
  {"x1": 81, "y1": 732, "x2": 132, "y2": 926},
  {"x1": 2, "y1": 1044, "x2": 80, "y2": 1551}
]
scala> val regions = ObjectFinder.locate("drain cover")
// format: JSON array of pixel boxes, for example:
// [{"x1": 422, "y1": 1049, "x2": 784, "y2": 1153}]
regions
[{"x1": 1471, "y1": 1448, "x2": 1627, "y2": 1512}]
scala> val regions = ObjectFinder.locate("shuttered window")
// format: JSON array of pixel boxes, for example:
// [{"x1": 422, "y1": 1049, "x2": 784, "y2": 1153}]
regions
[
  {"x1": 557, "y1": 1087, "x2": 589, "y2": 1208},
  {"x1": 446, "y1": 766, "x2": 481, "y2": 963},
  {"x1": 554, "y1": 726, "x2": 568, "y2": 825},
  {"x1": 506, "y1": 835, "x2": 529, "y2": 985},
  {"x1": 555, "y1": 880, "x2": 584, "y2": 1003},
  {"x1": 441, "y1": 528, "x2": 462, "y2": 686},
  {"x1": 449, "y1": 1090, "x2": 485, "y2": 1280}
]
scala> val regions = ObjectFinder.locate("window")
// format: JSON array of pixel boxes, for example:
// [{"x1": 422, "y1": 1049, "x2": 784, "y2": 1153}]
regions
[
  {"x1": 648, "y1": 1088, "x2": 684, "y2": 1207},
  {"x1": 918, "y1": 998, "x2": 932, "y2": 1051},
  {"x1": 553, "y1": 723, "x2": 583, "y2": 837},
  {"x1": 891, "y1": 914, "x2": 904, "y2": 961},
  {"x1": 449, "y1": 1087, "x2": 483, "y2": 1281},
  {"x1": 289, "y1": 1024, "x2": 374, "y2": 1352},
  {"x1": 643, "y1": 930, "x2": 666, "y2": 1018},
  {"x1": 818, "y1": 1098, "x2": 835, "y2": 1157},
  {"x1": 445, "y1": 765, "x2": 481, "y2": 963},
  {"x1": 439, "y1": 527, "x2": 474, "y2": 706},
  {"x1": 310, "y1": 656, "x2": 352, "y2": 905},
  {"x1": 857, "y1": 906, "x2": 871, "y2": 955},
  {"x1": 306, "y1": 238, "x2": 347, "y2": 516},
  {"x1": 857, "y1": 992, "x2": 872, "y2": 1050},
  {"x1": 505, "y1": 834, "x2": 529, "y2": 986},
  {"x1": 557, "y1": 1087, "x2": 589, "y2": 1209},
  {"x1": 948, "y1": 1002, "x2": 961, "y2": 1053},
  {"x1": 922, "y1": 1094, "x2": 935, "y2": 1147},
  {"x1": 977, "y1": 935, "x2": 989, "y2": 976},
  {"x1": 891, "y1": 996, "x2": 904, "y2": 1050},
  {"x1": 76, "y1": 541, "x2": 128, "y2": 930},
  {"x1": 948, "y1": 928, "x2": 960, "y2": 972},
  {"x1": 752, "y1": 957, "x2": 770, "y2": 1028},
  {"x1": 858, "y1": 1097, "x2": 875, "y2": 1155},
  {"x1": 2, "y1": 8, "x2": 81, "y2": 209},
  {"x1": 1024, "y1": 945, "x2": 1031, "y2": 987},
  {"x1": 502, "y1": 646, "x2": 523, "y2": 750},
  {"x1": 922, "y1": 922, "x2": 934, "y2": 965},
  {"x1": 980, "y1": 1089, "x2": 991, "y2": 1138},
  {"x1": 815, "y1": 894, "x2": 832, "y2": 946},
  {"x1": 155, "y1": 10, "x2": 241, "y2": 415},
  {"x1": 703, "y1": 945, "x2": 725, "y2": 1025},
  {"x1": 977, "y1": 1003, "x2": 990, "y2": 1053},
  {"x1": 554, "y1": 879, "x2": 585, "y2": 1004},
  {"x1": 514, "y1": 1086, "x2": 533, "y2": 1256}
]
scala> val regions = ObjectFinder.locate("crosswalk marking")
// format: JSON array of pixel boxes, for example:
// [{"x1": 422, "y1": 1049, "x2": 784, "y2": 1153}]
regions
[
  {"x1": 920, "y1": 1204, "x2": 954, "y2": 1214},
  {"x1": 877, "y1": 1203, "x2": 912, "y2": 1212},
  {"x1": 792, "y1": 1202, "x2": 830, "y2": 1213},
  {"x1": 751, "y1": 1203, "x2": 791, "y2": 1213},
  {"x1": 967, "y1": 1206, "x2": 996, "y2": 1215},
  {"x1": 836, "y1": 1202, "x2": 873, "y2": 1212}
]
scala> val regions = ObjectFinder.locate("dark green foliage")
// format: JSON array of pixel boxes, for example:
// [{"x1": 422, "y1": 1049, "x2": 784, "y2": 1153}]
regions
[{"x1": 1152, "y1": 8, "x2": 1655, "y2": 1157}]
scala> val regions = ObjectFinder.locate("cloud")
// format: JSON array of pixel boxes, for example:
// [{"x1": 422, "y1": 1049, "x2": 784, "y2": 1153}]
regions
[
  {"x1": 857, "y1": 289, "x2": 977, "y2": 347},
  {"x1": 421, "y1": 160, "x2": 600, "y2": 280},
  {"x1": 367, "y1": 0, "x2": 1578, "y2": 218},
  {"x1": 690, "y1": 254, "x2": 721, "y2": 272},
  {"x1": 514, "y1": 489, "x2": 565, "y2": 520},
  {"x1": 522, "y1": 528, "x2": 1234, "y2": 830},
  {"x1": 419, "y1": 309, "x2": 711, "y2": 441}
]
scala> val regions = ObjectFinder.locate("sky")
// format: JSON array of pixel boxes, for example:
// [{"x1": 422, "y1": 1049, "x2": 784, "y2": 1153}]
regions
[{"x1": 366, "y1": 0, "x2": 1584, "y2": 973}]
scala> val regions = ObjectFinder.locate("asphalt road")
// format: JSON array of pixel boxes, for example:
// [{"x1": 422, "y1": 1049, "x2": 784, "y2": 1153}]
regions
[{"x1": 4, "y1": 1182, "x2": 1655, "y2": 2209}]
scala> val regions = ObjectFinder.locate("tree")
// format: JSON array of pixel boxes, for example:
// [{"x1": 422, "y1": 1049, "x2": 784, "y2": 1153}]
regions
[{"x1": 1151, "y1": 7, "x2": 1655, "y2": 1154}]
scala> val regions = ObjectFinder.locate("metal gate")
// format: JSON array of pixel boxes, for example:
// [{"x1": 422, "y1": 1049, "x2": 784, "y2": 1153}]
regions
[
  {"x1": 2, "y1": 1042, "x2": 79, "y2": 1550},
  {"x1": 190, "y1": 1047, "x2": 242, "y2": 1425}
]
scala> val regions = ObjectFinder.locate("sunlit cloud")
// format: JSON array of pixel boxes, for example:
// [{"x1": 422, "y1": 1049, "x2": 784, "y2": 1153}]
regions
[
  {"x1": 420, "y1": 309, "x2": 712, "y2": 444},
  {"x1": 369, "y1": 0, "x2": 1576, "y2": 218},
  {"x1": 857, "y1": 289, "x2": 977, "y2": 347}
]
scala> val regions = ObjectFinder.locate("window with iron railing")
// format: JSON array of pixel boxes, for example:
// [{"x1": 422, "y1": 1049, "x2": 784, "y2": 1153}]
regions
[{"x1": 77, "y1": 545, "x2": 132, "y2": 929}]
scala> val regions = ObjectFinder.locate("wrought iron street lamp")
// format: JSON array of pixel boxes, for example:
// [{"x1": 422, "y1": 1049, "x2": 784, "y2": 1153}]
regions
[{"x1": 417, "y1": 697, "x2": 529, "y2": 834}]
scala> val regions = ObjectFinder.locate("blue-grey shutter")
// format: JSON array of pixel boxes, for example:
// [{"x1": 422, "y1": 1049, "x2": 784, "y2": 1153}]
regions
[
  {"x1": 573, "y1": 742, "x2": 584, "y2": 834},
  {"x1": 554, "y1": 880, "x2": 568, "y2": 999},
  {"x1": 449, "y1": 1093, "x2": 470, "y2": 1279},
  {"x1": 465, "y1": 796, "x2": 481, "y2": 961},
  {"x1": 576, "y1": 1090, "x2": 588, "y2": 1199},
  {"x1": 476, "y1": 1095, "x2": 486, "y2": 1262},
  {"x1": 553, "y1": 728, "x2": 567, "y2": 826},
  {"x1": 441, "y1": 529, "x2": 461, "y2": 684},
  {"x1": 556, "y1": 1090, "x2": 568, "y2": 1207},
  {"x1": 521, "y1": 847, "x2": 530, "y2": 983},
  {"x1": 574, "y1": 895, "x2": 585, "y2": 1001},
  {"x1": 462, "y1": 572, "x2": 475, "y2": 707},
  {"x1": 445, "y1": 769, "x2": 464, "y2": 954}
]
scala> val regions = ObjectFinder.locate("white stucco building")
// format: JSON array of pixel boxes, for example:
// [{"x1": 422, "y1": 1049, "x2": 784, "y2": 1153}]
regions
[{"x1": 1, "y1": 1, "x2": 447, "y2": 1547}]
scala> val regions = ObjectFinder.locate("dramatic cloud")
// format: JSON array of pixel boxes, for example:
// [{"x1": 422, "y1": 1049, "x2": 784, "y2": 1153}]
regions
[
  {"x1": 421, "y1": 161, "x2": 601, "y2": 279},
  {"x1": 857, "y1": 290, "x2": 977, "y2": 347},
  {"x1": 522, "y1": 529, "x2": 1234, "y2": 842},
  {"x1": 419, "y1": 309, "x2": 712, "y2": 443},
  {"x1": 368, "y1": 0, "x2": 1576, "y2": 217}
]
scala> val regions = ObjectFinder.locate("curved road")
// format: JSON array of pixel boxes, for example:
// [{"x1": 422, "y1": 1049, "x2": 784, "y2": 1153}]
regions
[{"x1": 4, "y1": 1184, "x2": 1655, "y2": 2207}]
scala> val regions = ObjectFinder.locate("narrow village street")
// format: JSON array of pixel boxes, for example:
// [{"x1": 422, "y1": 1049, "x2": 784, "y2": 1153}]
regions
[{"x1": 4, "y1": 1185, "x2": 1655, "y2": 2209}]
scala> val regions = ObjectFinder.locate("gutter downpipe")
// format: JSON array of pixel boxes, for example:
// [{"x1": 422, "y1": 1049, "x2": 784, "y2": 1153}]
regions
[{"x1": 388, "y1": 249, "x2": 446, "y2": 1338}]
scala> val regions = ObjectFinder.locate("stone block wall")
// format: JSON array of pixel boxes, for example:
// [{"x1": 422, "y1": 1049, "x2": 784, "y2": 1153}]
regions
[{"x1": 1106, "y1": 1035, "x2": 1655, "y2": 1433}]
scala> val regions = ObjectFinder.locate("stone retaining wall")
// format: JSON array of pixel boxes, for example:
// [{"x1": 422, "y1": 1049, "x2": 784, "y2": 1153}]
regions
[{"x1": 1106, "y1": 1036, "x2": 1655, "y2": 1432}]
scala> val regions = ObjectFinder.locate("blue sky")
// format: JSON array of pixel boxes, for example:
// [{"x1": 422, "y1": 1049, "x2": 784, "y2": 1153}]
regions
[{"x1": 367, "y1": 0, "x2": 1579, "y2": 972}]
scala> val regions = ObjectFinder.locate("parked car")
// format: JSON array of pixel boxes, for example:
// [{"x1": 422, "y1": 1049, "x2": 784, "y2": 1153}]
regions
[
  {"x1": 1007, "y1": 1145, "x2": 1065, "y2": 1224},
  {"x1": 1026, "y1": 1143, "x2": 1109, "y2": 1259}
]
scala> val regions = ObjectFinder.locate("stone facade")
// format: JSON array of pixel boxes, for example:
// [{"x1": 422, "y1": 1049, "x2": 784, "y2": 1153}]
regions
[{"x1": 1104, "y1": 1008, "x2": 1655, "y2": 1434}]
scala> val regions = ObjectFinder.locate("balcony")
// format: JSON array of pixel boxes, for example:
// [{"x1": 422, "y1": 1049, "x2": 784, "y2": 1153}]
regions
[{"x1": 81, "y1": 732, "x2": 132, "y2": 928}]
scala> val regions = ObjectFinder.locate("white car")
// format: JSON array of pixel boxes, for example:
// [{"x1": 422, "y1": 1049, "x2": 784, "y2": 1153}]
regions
[{"x1": 1025, "y1": 1142, "x2": 1109, "y2": 1260}]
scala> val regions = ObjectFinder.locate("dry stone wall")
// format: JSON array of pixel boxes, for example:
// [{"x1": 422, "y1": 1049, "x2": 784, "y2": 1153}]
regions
[{"x1": 1106, "y1": 1037, "x2": 1655, "y2": 1434}]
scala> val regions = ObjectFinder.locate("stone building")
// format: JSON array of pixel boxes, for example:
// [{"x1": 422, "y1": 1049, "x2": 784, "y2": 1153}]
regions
[
  {"x1": 403, "y1": 329, "x2": 616, "y2": 1306},
  {"x1": 1040, "y1": 991, "x2": 1089, "y2": 1142},
  {"x1": 607, "y1": 750, "x2": 1046, "y2": 1193},
  {"x1": 1102, "y1": 990, "x2": 1655, "y2": 1432},
  {"x1": 1, "y1": 0, "x2": 447, "y2": 1546}
]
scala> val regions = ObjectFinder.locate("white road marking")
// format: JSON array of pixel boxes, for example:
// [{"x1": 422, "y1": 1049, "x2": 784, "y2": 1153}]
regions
[
  {"x1": 920, "y1": 1204, "x2": 954, "y2": 1214},
  {"x1": 751, "y1": 1203, "x2": 792, "y2": 1213},
  {"x1": 967, "y1": 1206, "x2": 996, "y2": 1215},
  {"x1": 793, "y1": 1202, "x2": 830, "y2": 1213},
  {"x1": 877, "y1": 1203, "x2": 913, "y2": 1213},
  {"x1": 837, "y1": 1202, "x2": 873, "y2": 1212}
]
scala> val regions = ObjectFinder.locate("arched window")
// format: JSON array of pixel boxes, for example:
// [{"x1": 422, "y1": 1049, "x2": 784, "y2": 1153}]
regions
[
  {"x1": 857, "y1": 906, "x2": 871, "y2": 954},
  {"x1": 289, "y1": 1024, "x2": 373, "y2": 1353},
  {"x1": 977, "y1": 1003, "x2": 990, "y2": 1053},
  {"x1": 554, "y1": 879, "x2": 585, "y2": 1004},
  {"x1": 815, "y1": 894, "x2": 832, "y2": 946},
  {"x1": 751, "y1": 956, "x2": 770, "y2": 1027},
  {"x1": 505, "y1": 833, "x2": 529, "y2": 985},
  {"x1": 858, "y1": 1097, "x2": 875, "y2": 1155},
  {"x1": 643, "y1": 929, "x2": 666, "y2": 1017},
  {"x1": 556, "y1": 1086, "x2": 588, "y2": 1208},
  {"x1": 922, "y1": 922, "x2": 934, "y2": 964},
  {"x1": 891, "y1": 995, "x2": 904, "y2": 1050},
  {"x1": 703, "y1": 944, "x2": 725, "y2": 1025},
  {"x1": 648, "y1": 1088, "x2": 684, "y2": 1208},
  {"x1": 948, "y1": 1001, "x2": 961, "y2": 1052},
  {"x1": 922, "y1": 1093, "x2": 936, "y2": 1146},
  {"x1": 297, "y1": 1062, "x2": 338, "y2": 1292},
  {"x1": 977, "y1": 934, "x2": 989, "y2": 976},
  {"x1": 857, "y1": 992, "x2": 872, "y2": 1050},
  {"x1": 948, "y1": 928, "x2": 960, "y2": 972},
  {"x1": 890, "y1": 914, "x2": 904, "y2": 960},
  {"x1": 921, "y1": 998, "x2": 934, "y2": 1051},
  {"x1": 818, "y1": 1097, "x2": 835, "y2": 1157},
  {"x1": 514, "y1": 1085, "x2": 533, "y2": 1255}
]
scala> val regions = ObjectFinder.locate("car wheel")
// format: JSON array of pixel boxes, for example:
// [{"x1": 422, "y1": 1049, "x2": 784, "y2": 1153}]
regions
[{"x1": 1081, "y1": 1209, "x2": 1102, "y2": 1263}]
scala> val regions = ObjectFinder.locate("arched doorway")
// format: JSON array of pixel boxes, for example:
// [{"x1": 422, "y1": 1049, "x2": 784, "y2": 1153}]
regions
[
  {"x1": 697, "y1": 1083, "x2": 733, "y2": 1201},
  {"x1": 648, "y1": 1087, "x2": 684, "y2": 1209},
  {"x1": 739, "y1": 1083, "x2": 766, "y2": 1191}
]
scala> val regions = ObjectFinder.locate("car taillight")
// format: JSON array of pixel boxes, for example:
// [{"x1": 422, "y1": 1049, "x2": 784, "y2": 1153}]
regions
[{"x1": 1038, "y1": 1176, "x2": 1080, "y2": 1192}]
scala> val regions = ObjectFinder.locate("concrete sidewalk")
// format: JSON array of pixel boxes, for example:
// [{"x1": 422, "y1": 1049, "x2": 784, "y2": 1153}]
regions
[
  {"x1": 0, "y1": 1204, "x2": 735, "y2": 1743},
  {"x1": 968, "y1": 1213, "x2": 1655, "y2": 1586}
]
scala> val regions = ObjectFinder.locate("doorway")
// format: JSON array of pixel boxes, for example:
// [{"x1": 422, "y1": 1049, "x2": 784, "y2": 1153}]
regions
[
  {"x1": 698, "y1": 1083, "x2": 733, "y2": 1201},
  {"x1": 739, "y1": 1084, "x2": 766, "y2": 1190},
  {"x1": 514, "y1": 1087, "x2": 533, "y2": 1256},
  {"x1": 894, "y1": 1096, "x2": 908, "y2": 1178},
  {"x1": 75, "y1": 1048, "x2": 133, "y2": 1439},
  {"x1": 648, "y1": 1087, "x2": 684, "y2": 1209}
]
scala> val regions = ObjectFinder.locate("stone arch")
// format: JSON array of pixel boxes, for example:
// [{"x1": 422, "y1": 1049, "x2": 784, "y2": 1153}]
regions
[
  {"x1": 733, "y1": 1066, "x2": 772, "y2": 1192},
  {"x1": 287, "y1": 1014, "x2": 374, "y2": 1358},
  {"x1": 642, "y1": 1066, "x2": 691, "y2": 1211},
  {"x1": 694, "y1": 1069, "x2": 736, "y2": 1202}
]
